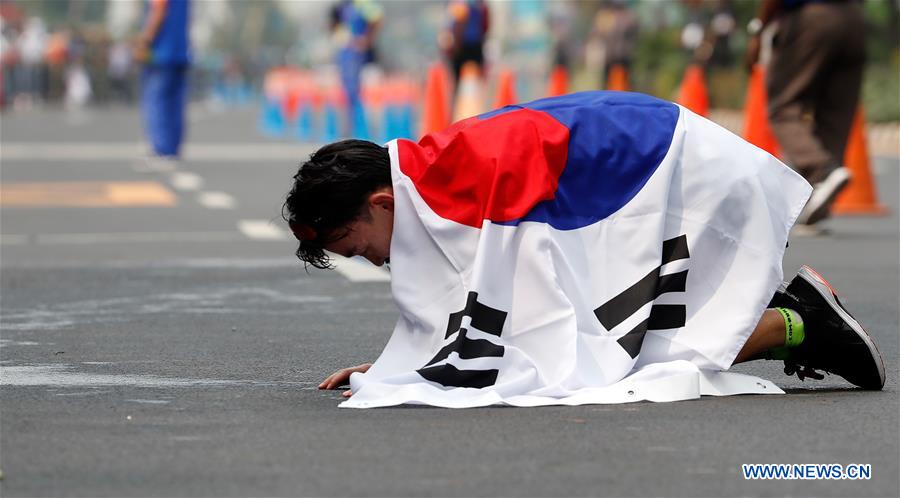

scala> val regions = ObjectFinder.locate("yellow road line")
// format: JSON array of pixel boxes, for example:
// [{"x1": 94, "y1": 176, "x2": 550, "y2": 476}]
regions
[{"x1": 0, "y1": 181, "x2": 176, "y2": 207}]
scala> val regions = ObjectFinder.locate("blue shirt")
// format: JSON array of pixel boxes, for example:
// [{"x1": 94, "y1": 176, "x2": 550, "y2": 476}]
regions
[
  {"x1": 149, "y1": 0, "x2": 190, "y2": 65},
  {"x1": 460, "y1": 0, "x2": 487, "y2": 45}
]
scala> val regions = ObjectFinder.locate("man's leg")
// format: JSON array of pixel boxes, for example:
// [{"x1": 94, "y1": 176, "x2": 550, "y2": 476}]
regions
[
  {"x1": 812, "y1": 3, "x2": 865, "y2": 166},
  {"x1": 140, "y1": 65, "x2": 165, "y2": 156},
  {"x1": 768, "y1": 5, "x2": 857, "y2": 226},
  {"x1": 164, "y1": 65, "x2": 188, "y2": 157},
  {"x1": 152, "y1": 65, "x2": 187, "y2": 157},
  {"x1": 734, "y1": 309, "x2": 791, "y2": 364},
  {"x1": 813, "y1": 65, "x2": 862, "y2": 166},
  {"x1": 767, "y1": 9, "x2": 834, "y2": 184},
  {"x1": 338, "y1": 48, "x2": 363, "y2": 137}
]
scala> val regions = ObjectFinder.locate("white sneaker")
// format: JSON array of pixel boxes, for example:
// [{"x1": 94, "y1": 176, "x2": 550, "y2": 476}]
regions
[
  {"x1": 797, "y1": 166, "x2": 850, "y2": 225},
  {"x1": 134, "y1": 155, "x2": 179, "y2": 173},
  {"x1": 791, "y1": 223, "x2": 829, "y2": 237}
]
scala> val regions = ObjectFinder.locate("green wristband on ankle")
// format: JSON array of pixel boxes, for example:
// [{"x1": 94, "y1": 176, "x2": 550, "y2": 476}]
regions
[{"x1": 775, "y1": 307, "x2": 805, "y2": 347}]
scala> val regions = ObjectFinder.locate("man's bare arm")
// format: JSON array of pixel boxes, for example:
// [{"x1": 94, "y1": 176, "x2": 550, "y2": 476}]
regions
[
  {"x1": 134, "y1": 0, "x2": 168, "y2": 63},
  {"x1": 745, "y1": 0, "x2": 782, "y2": 70}
]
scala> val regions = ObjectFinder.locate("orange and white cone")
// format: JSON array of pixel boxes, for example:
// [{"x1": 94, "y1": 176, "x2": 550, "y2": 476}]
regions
[
  {"x1": 833, "y1": 107, "x2": 889, "y2": 216},
  {"x1": 453, "y1": 61, "x2": 485, "y2": 122}
]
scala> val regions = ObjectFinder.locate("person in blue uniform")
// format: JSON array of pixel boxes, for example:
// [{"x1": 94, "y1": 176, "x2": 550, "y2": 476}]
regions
[{"x1": 134, "y1": 0, "x2": 190, "y2": 160}]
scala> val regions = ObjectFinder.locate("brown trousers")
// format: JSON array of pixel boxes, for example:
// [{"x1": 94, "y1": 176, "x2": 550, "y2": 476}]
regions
[{"x1": 766, "y1": 1, "x2": 866, "y2": 184}]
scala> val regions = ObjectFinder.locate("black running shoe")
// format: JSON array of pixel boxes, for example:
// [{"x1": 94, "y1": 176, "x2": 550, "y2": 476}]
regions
[
  {"x1": 777, "y1": 266, "x2": 885, "y2": 390},
  {"x1": 767, "y1": 280, "x2": 789, "y2": 309}
]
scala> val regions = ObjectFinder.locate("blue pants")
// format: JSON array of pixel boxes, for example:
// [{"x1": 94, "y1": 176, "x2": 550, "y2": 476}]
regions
[
  {"x1": 141, "y1": 65, "x2": 188, "y2": 157},
  {"x1": 338, "y1": 47, "x2": 365, "y2": 135},
  {"x1": 338, "y1": 47, "x2": 364, "y2": 108}
]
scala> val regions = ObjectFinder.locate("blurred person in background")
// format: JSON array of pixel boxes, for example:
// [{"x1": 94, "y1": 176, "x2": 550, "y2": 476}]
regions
[
  {"x1": 548, "y1": 0, "x2": 575, "y2": 72},
  {"x1": 685, "y1": 0, "x2": 737, "y2": 67},
  {"x1": 134, "y1": 0, "x2": 191, "y2": 161},
  {"x1": 330, "y1": 0, "x2": 382, "y2": 136},
  {"x1": 64, "y1": 29, "x2": 91, "y2": 109},
  {"x1": 590, "y1": 0, "x2": 639, "y2": 88},
  {"x1": 687, "y1": 0, "x2": 737, "y2": 108},
  {"x1": 745, "y1": 0, "x2": 866, "y2": 233},
  {"x1": 107, "y1": 39, "x2": 134, "y2": 104},
  {"x1": 704, "y1": 0, "x2": 736, "y2": 68},
  {"x1": 44, "y1": 28, "x2": 69, "y2": 102},
  {"x1": 1, "y1": 17, "x2": 19, "y2": 109},
  {"x1": 680, "y1": 0, "x2": 707, "y2": 62},
  {"x1": 439, "y1": 0, "x2": 489, "y2": 85},
  {"x1": 14, "y1": 16, "x2": 47, "y2": 109}
]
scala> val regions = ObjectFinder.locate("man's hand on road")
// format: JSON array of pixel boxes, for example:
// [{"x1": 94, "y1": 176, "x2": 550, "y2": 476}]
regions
[{"x1": 319, "y1": 363, "x2": 373, "y2": 392}]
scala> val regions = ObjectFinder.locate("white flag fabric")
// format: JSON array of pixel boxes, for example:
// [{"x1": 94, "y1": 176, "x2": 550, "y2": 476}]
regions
[{"x1": 341, "y1": 92, "x2": 811, "y2": 409}]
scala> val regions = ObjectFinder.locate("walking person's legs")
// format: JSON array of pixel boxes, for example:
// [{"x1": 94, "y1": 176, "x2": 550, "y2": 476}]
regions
[
  {"x1": 767, "y1": 4, "x2": 859, "y2": 226},
  {"x1": 767, "y1": 9, "x2": 833, "y2": 183},
  {"x1": 159, "y1": 65, "x2": 188, "y2": 157},
  {"x1": 141, "y1": 65, "x2": 166, "y2": 157},
  {"x1": 811, "y1": 3, "x2": 866, "y2": 166}
]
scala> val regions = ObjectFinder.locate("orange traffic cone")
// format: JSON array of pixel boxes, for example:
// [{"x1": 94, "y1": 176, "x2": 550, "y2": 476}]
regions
[
  {"x1": 547, "y1": 65, "x2": 568, "y2": 97},
  {"x1": 453, "y1": 61, "x2": 485, "y2": 122},
  {"x1": 493, "y1": 69, "x2": 517, "y2": 109},
  {"x1": 742, "y1": 64, "x2": 779, "y2": 156},
  {"x1": 606, "y1": 64, "x2": 629, "y2": 92},
  {"x1": 420, "y1": 63, "x2": 451, "y2": 136},
  {"x1": 677, "y1": 64, "x2": 709, "y2": 117},
  {"x1": 832, "y1": 107, "x2": 889, "y2": 215}
]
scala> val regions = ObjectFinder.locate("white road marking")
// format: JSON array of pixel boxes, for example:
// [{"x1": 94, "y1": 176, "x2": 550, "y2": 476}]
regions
[
  {"x1": 0, "y1": 340, "x2": 42, "y2": 347},
  {"x1": 1, "y1": 257, "x2": 303, "y2": 272},
  {"x1": 197, "y1": 191, "x2": 236, "y2": 209},
  {"x1": 0, "y1": 365, "x2": 242, "y2": 387},
  {"x1": 1, "y1": 289, "x2": 334, "y2": 332},
  {"x1": 34, "y1": 231, "x2": 244, "y2": 245},
  {"x1": 3, "y1": 232, "x2": 285, "y2": 248},
  {"x1": 54, "y1": 390, "x2": 114, "y2": 397},
  {"x1": 3, "y1": 233, "x2": 389, "y2": 282},
  {"x1": 170, "y1": 172, "x2": 204, "y2": 191},
  {"x1": 0, "y1": 234, "x2": 30, "y2": 245},
  {"x1": 126, "y1": 399, "x2": 171, "y2": 405},
  {"x1": 0, "y1": 365, "x2": 318, "y2": 388},
  {"x1": 107, "y1": 258, "x2": 299, "y2": 269},
  {"x1": 170, "y1": 435, "x2": 210, "y2": 442},
  {"x1": 238, "y1": 220, "x2": 290, "y2": 240},
  {"x1": 1, "y1": 143, "x2": 317, "y2": 161},
  {"x1": 327, "y1": 252, "x2": 391, "y2": 282},
  {"x1": 64, "y1": 111, "x2": 93, "y2": 126},
  {"x1": 1, "y1": 143, "x2": 144, "y2": 160}
]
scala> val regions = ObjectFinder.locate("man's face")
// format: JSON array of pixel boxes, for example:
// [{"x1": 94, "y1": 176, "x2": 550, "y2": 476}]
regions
[{"x1": 323, "y1": 190, "x2": 394, "y2": 267}]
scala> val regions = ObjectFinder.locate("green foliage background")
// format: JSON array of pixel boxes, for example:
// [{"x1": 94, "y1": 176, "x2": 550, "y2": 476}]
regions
[{"x1": 623, "y1": 0, "x2": 899, "y2": 122}]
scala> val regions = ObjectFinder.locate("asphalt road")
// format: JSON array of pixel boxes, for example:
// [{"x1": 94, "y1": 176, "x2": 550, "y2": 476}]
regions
[{"x1": 1, "y1": 105, "x2": 898, "y2": 497}]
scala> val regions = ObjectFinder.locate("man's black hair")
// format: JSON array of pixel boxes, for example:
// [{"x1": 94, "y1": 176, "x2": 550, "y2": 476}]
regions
[{"x1": 283, "y1": 139, "x2": 391, "y2": 269}]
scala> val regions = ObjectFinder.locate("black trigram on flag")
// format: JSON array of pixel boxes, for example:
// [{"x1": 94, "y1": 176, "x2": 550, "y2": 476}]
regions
[
  {"x1": 594, "y1": 234, "x2": 690, "y2": 359},
  {"x1": 417, "y1": 291, "x2": 508, "y2": 389}
]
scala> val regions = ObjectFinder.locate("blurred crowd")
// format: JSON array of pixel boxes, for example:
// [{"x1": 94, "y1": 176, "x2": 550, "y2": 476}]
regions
[
  {"x1": 0, "y1": 0, "x2": 897, "y2": 119},
  {"x1": 0, "y1": 1, "x2": 249, "y2": 111},
  {"x1": 0, "y1": 14, "x2": 100, "y2": 109}
]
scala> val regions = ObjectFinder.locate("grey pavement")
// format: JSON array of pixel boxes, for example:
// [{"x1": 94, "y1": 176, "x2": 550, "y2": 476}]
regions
[{"x1": 1, "y1": 105, "x2": 898, "y2": 497}]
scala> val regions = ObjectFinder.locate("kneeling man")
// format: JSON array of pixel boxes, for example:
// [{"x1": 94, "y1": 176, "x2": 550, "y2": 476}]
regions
[{"x1": 284, "y1": 91, "x2": 885, "y2": 408}]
